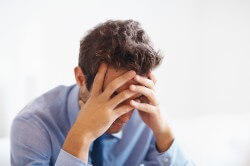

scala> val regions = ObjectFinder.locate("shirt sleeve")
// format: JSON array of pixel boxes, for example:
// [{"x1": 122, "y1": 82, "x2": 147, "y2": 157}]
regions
[
  {"x1": 11, "y1": 116, "x2": 90, "y2": 166},
  {"x1": 143, "y1": 137, "x2": 196, "y2": 166},
  {"x1": 55, "y1": 149, "x2": 91, "y2": 166},
  {"x1": 156, "y1": 139, "x2": 196, "y2": 166}
]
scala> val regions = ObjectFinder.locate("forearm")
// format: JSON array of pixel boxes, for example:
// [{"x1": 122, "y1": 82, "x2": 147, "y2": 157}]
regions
[
  {"x1": 154, "y1": 124, "x2": 174, "y2": 153},
  {"x1": 63, "y1": 123, "x2": 93, "y2": 163}
]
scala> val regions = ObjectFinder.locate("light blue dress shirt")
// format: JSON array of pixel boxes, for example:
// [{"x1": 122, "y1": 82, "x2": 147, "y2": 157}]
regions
[{"x1": 11, "y1": 85, "x2": 195, "y2": 166}]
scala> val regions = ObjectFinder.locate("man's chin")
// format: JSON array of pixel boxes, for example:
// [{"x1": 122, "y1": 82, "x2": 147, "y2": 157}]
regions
[{"x1": 106, "y1": 124, "x2": 124, "y2": 134}]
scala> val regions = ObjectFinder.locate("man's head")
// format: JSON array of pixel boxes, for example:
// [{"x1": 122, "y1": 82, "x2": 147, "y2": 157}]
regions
[
  {"x1": 75, "y1": 19, "x2": 163, "y2": 133},
  {"x1": 78, "y1": 19, "x2": 162, "y2": 91}
]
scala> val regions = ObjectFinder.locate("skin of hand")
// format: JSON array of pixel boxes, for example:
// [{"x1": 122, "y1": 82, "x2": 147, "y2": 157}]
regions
[
  {"x1": 129, "y1": 72, "x2": 175, "y2": 152},
  {"x1": 63, "y1": 63, "x2": 140, "y2": 162}
]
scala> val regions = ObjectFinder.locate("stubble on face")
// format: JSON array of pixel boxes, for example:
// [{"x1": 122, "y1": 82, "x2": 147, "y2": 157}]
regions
[{"x1": 79, "y1": 88, "x2": 90, "y2": 103}]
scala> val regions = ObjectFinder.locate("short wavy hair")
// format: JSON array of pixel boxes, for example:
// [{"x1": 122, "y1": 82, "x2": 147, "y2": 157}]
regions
[{"x1": 78, "y1": 19, "x2": 163, "y2": 91}]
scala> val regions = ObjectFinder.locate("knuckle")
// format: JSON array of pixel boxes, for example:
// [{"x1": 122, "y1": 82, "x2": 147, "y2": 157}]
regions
[{"x1": 98, "y1": 93, "x2": 105, "y2": 100}]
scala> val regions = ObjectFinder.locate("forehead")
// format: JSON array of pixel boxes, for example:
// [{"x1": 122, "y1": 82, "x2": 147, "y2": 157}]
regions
[{"x1": 103, "y1": 67, "x2": 138, "y2": 92}]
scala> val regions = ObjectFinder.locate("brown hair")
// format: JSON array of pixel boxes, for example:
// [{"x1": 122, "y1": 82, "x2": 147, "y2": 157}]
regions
[{"x1": 78, "y1": 19, "x2": 163, "y2": 91}]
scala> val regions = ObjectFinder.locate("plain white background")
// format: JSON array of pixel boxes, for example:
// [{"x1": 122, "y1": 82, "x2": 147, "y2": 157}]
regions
[{"x1": 0, "y1": 0, "x2": 250, "y2": 165}]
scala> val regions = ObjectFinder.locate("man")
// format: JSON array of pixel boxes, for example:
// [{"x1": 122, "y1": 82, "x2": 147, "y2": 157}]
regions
[{"x1": 11, "y1": 20, "x2": 195, "y2": 166}]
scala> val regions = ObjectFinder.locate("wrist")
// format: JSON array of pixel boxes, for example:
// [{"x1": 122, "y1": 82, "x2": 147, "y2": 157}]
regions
[
  {"x1": 63, "y1": 124, "x2": 93, "y2": 162},
  {"x1": 154, "y1": 125, "x2": 174, "y2": 153}
]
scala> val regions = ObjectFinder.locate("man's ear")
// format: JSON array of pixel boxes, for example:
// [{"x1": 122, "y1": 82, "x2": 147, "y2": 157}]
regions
[{"x1": 74, "y1": 66, "x2": 86, "y2": 87}]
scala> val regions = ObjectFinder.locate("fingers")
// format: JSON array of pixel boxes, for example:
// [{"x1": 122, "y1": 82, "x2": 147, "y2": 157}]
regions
[
  {"x1": 108, "y1": 89, "x2": 138, "y2": 109},
  {"x1": 130, "y1": 100, "x2": 156, "y2": 114},
  {"x1": 91, "y1": 63, "x2": 108, "y2": 96},
  {"x1": 129, "y1": 85, "x2": 158, "y2": 105},
  {"x1": 148, "y1": 72, "x2": 157, "y2": 84},
  {"x1": 135, "y1": 98, "x2": 141, "y2": 103},
  {"x1": 114, "y1": 104, "x2": 134, "y2": 117},
  {"x1": 103, "y1": 70, "x2": 136, "y2": 99},
  {"x1": 134, "y1": 75, "x2": 155, "y2": 89}
]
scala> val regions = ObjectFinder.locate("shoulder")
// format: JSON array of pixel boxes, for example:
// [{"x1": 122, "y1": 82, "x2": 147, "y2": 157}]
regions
[
  {"x1": 12, "y1": 84, "x2": 76, "y2": 135},
  {"x1": 17, "y1": 85, "x2": 74, "y2": 118}
]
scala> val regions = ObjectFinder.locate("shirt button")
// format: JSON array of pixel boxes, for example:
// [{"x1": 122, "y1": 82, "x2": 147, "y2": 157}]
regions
[{"x1": 163, "y1": 157, "x2": 169, "y2": 163}]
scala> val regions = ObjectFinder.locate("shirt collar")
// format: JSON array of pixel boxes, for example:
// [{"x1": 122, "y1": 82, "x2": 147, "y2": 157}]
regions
[{"x1": 67, "y1": 84, "x2": 123, "y2": 139}]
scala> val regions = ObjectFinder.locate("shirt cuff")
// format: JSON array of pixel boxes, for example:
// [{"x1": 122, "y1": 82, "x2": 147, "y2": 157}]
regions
[
  {"x1": 55, "y1": 149, "x2": 91, "y2": 166},
  {"x1": 157, "y1": 139, "x2": 192, "y2": 166}
]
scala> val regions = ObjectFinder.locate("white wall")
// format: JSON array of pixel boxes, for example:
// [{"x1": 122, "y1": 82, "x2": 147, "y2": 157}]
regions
[{"x1": 0, "y1": 0, "x2": 250, "y2": 165}]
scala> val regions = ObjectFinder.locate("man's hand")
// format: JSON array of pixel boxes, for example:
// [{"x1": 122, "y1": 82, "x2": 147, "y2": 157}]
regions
[
  {"x1": 129, "y1": 72, "x2": 175, "y2": 152},
  {"x1": 63, "y1": 63, "x2": 137, "y2": 162}
]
